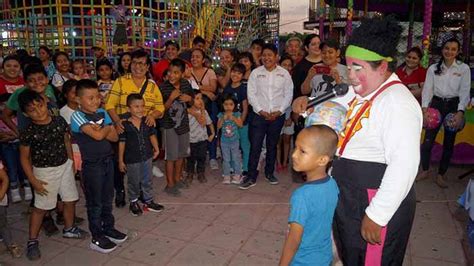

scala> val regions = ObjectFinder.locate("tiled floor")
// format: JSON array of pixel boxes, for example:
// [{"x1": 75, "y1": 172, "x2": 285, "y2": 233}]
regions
[{"x1": 0, "y1": 162, "x2": 470, "y2": 265}]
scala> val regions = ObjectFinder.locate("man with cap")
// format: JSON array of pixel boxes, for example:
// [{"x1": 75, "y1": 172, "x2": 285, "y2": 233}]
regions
[{"x1": 293, "y1": 16, "x2": 422, "y2": 265}]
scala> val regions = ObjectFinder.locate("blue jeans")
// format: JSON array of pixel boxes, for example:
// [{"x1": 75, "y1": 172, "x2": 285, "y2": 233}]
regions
[
  {"x1": 0, "y1": 142, "x2": 27, "y2": 188},
  {"x1": 221, "y1": 140, "x2": 242, "y2": 176},
  {"x1": 82, "y1": 157, "x2": 115, "y2": 239},
  {"x1": 247, "y1": 113, "x2": 285, "y2": 181},
  {"x1": 126, "y1": 158, "x2": 153, "y2": 202},
  {"x1": 238, "y1": 125, "x2": 250, "y2": 172}
]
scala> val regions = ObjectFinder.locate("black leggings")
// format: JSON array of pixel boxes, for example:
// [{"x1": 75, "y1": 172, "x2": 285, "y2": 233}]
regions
[{"x1": 420, "y1": 97, "x2": 459, "y2": 175}]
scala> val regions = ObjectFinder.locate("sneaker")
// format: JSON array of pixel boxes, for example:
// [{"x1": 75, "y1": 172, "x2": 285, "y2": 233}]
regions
[
  {"x1": 24, "y1": 186, "x2": 32, "y2": 201},
  {"x1": 239, "y1": 178, "x2": 256, "y2": 190},
  {"x1": 436, "y1": 174, "x2": 448, "y2": 188},
  {"x1": 416, "y1": 170, "x2": 430, "y2": 182},
  {"x1": 152, "y1": 166, "x2": 164, "y2": 178},
  {"x1": 7, "y1": 243, "x2": 23, "y2": 258},
  {"x1": 265, "y1": 175, "x2": 279, "y2": 185},
  {"x1": 26, "y1": 240, "x2": 40, "y2": 261},
  {"x1": 143, "y1": 201, "x2": 164, "y2": 213},
  {"x1": 164, "y1": 186, "x2": 181, "y2": 197},
  {"x1": 42, "y1": 215, "x2": 59, "y2": 237},
  {"x1": 129, "y1": 201, "x2": 143, "y2": 217},
  {"x1": 231, "y1": 175, "x2": 242, "y2": 185},
  {"x1": 115, "y1": 190, "x2": 126, "y2": 208},
  {"x1": 222, "y1": 176, "x2": 231, "y2": 184},
  {"x1": 90, "y1": 236, "x2": 116, "y2": 254},
  {"x1": 197, "y1": 173, "x2": 207, "y2": 183},
  {"x1": 10, "y1": 188, "x2": 21, "y2": 203},
  {"x1": 63, "y1": 226, "x2": 89, "y2": 239},
  {"x1": 104, "y1": 228, "x2": 128, "y2": 244},
  {"x1": 210, "y1": 159, "x2": 219, "y2": 170}
]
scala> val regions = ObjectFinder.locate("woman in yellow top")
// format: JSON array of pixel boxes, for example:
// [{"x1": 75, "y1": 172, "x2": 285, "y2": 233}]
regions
[{"x1": 106, "y1": 50, "x2": 165, "y2": 132}]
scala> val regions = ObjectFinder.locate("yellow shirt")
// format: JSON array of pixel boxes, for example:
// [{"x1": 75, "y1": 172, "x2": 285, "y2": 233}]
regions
[{"x1": 105, "y1": 74, "x2": 165, "y2": 116}]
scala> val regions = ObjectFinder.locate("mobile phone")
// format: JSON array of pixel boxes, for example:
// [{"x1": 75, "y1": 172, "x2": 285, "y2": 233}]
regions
[{"x1": 313, "y1": 65, "x2": 331, "y2": 75}]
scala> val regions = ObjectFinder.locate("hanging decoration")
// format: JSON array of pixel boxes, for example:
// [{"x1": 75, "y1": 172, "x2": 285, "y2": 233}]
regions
[
  {"x1": 319, "y1": 0, "x2": 325, "y2": 41},
  {"x1": 421, "y1": 0, "x2": 433, "y2": 68},
  {"x1": 407, "y1": 0, "x2": 415, "y2": 50},
  {"x1": 346, "y1": 0, "x2": 353, "y2": 38},
  {"x1": 329, "y1": 0, "x2": 335, "y2": 33}
]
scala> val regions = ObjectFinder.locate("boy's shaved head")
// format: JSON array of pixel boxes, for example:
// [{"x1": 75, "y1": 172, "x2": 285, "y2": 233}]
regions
[{"x1": 302, "y1": 125, "x2": 338, "y2": 158}]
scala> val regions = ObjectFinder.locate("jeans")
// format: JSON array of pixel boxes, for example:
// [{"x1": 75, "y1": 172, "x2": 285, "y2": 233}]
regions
[
  {"x1": 421, "y1": 97, "x2": 459, "y2": 175},
  {"x1": 82, "y1": 157, "x2": 115, "y2": 239},
  {"x1": 0, "y1": 142, "x2": 27, "y2": 188},
  {"x1": 126, "y1": 158, "x2": 153, "y2": 203},
  {"x1": 112, "y1": 144, "x2": 125, "y2": 194},
  {"x1": 221, "y1": 140, "x2": 242, "y2": 176},
  {"x1": 239, "y1": 125, "x2": 250, "y2": 172},
  {"x1": 247, "y1": 113, "x2": 285, "y2": 181},
  {"x1": 187, "y1": 141, "x2": 208, "y2": 174}
]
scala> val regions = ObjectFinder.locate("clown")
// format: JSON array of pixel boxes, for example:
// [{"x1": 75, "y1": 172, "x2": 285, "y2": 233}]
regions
[{"x1": 293, "y1": 16, "x2": 422, "y2": 265}]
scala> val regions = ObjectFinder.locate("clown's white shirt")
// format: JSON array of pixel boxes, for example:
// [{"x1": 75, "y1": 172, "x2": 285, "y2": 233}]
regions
[{"x1": 337, "y1": 73, "x2": 423, "y2": 226}]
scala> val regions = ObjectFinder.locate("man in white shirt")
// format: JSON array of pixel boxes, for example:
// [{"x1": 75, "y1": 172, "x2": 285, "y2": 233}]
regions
[
  {"x1": 293, "y1": 17, "x2": 422, "y2": 265},
  {"x1": 240, "y1": 44, "x2": 293, "y2": 189}
]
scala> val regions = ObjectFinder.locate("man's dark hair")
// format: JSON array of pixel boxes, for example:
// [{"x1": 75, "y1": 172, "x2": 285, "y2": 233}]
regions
[
  {"x1": 231, "y1": 63, "x2": 246, "y2": 75},
  {"x1": 165, "y1": 40, "x2": 180, "y2": 51},
  {"x1": 76, "y1": 79, "x2": 98, "y2": 96},
  {"x1": 320, "y1": 39, "x2": 340, "y2": 51},
  {"x1": 262, "y1": 43, "x2": 278, "y2": 55},
  {"x1": 126, "y1": 93, "x2": 144, "y2": 107},
  {"x1": 23, "y1": 64, "x2": 48, "y2": 80},
  {"x1": 18, "y1": 90, "x2": 44, "y2": 113},
  {"x1": 347, "y1": 16, "x2": 402, "y2": 72},
  {"x1": 169, "y1": 58, "x2": 186, "y2": 73},
  {"x1": 131, "y1": 49, "x2": 152, "y2": 66},
  {"x1": 251, "y1": 38, "x2": 265, "y2": 49},
  {"x1": 192, "y1": 36, "x2": 206, "y2": 46}
]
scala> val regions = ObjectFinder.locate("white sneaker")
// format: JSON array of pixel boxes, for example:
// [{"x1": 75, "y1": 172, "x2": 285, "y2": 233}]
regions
[
  {"x1": 152, "y1": 166, "x2": 164, "y2": 178},
  {"x1": 210, "y1": 159, "x2": 219, "y2": 170},
  {"x1": 10, "y1": 188, "x2": 21, "y2": 203},
  {"x1": 222, "y1": 176, "x2": 231, "y2": 184},
  {"x1": 24, "y1": 186, "x2": 33, "y2": 201},
  {"x1": 231, "y1": 175, "x2": 242, "y2": 185}
]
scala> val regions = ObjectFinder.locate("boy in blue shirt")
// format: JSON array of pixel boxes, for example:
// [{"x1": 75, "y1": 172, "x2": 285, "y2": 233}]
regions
[
  {"x1": 71, "y1": 79, "x2": 127, "y2": 254},
  {"x1": 280, "y1": 125, "x2": 339, "y2": 266}
]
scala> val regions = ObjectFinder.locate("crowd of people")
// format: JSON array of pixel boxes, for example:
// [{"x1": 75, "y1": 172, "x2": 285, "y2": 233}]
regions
[{"x1": 0, "y1": 15, "x2": 470, "y2": 265}]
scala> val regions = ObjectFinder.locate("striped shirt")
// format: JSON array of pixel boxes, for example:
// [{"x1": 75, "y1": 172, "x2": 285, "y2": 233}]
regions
[{"x1": 159, "y1": 79, "x2": 194, "y2": 135}]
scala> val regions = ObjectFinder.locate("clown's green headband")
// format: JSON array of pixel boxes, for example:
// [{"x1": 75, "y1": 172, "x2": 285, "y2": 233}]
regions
[{"x1": 345, "y1": 45, "x2": 393, "y2": 62}]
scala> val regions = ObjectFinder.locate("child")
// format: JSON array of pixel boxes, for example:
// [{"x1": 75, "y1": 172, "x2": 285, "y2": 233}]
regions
[
  {"x1": 186, "y1": 91, "x2": 215, "y2": 183},
  {"x1": 217, "y1": 94, "x2": 243, "y2": 184},
  {"x1": 118, "y1": 93, "x2": 164, "y2": 216},
  {"x1": 72, "y1": 60, "x2": 91, "y2": 80},
  {"x1": 279, "y1": 125, "x2": 339, "y2": 266},
  {"x1": 222, "y1": 63, "x2": 249, "y2": 177},
  {"x1": 0, "y1": 161, "x2": 23, "y2": 258},
  {"x1": 59, "y1": 79, "x2": 82, "y2": 174},
  {"x1": 277, "y1": 56, "x2": 295, "y2": 172},
  {"x1": 18, "y1": 90, "x2": 88, "y2": 261},
  {"x1": 70, "y1": 79, "x2": 127, "y2": 253},
  {"x1": 96, "y1": 60, "x2": 114, "y2": 105},
  {"x1": 159, "y1": 58, "x2": 194, "y2": 196},
  {"x1": 0, "y1": 93, "x2": 29, "y2": 203}
]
